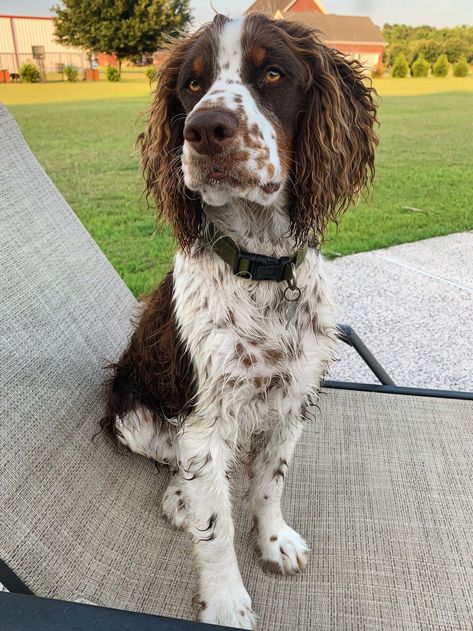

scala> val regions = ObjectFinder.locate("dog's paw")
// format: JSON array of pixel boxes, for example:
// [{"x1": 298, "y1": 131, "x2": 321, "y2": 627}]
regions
[
  {"x1": 195, "y1": 584, "x2": 257, "y2": 630},
  {"x1": 161, "y1": 479, "x2": 188, "y2": 530},
  {"x1": 257, "y1": 522, "x2": 309, "y2": 575}
]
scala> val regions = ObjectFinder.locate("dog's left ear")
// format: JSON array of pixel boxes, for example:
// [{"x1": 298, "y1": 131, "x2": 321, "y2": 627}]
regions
[
  {"x1": 286, "y1": 25, "x2": 379, "y2": 243},
  {"x1": 139, "y1": 35, "x2": 202, "y2": 252}
]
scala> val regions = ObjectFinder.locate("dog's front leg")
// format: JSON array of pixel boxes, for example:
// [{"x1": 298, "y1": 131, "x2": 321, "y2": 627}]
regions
[
  {"x1": 178, "y1": 421, "x2": 256, "y2": 630},
  {"x1": 249, "y1": 418, "x2": 309, "y2": 575}
]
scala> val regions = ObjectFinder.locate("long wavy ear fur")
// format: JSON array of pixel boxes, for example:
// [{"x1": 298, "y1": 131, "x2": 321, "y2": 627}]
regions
[
  {"x1": 277, "y1": 20, "x2": 379, "y2": 243},
  {"x1": 139, "y1": 36, "x2": 202, "y2": 251}
]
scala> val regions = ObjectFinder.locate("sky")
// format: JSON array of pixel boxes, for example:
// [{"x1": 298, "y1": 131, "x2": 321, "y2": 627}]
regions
[{"x1": 1, "y1": 0, "x2": 472, "y2": 28}]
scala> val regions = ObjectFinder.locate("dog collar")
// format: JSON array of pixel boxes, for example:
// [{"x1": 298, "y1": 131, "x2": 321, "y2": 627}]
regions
[{"x1": 203, "y1": 221, "x2": 311, "y2": 284}]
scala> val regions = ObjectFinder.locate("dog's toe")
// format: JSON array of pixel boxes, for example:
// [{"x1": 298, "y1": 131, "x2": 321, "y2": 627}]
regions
[
  {"x1": 257, "y1": 522, "x2": 309, "y2": 575},
  {"x1": 162, "y1": 484, "x2": 188, "y2": 530}
]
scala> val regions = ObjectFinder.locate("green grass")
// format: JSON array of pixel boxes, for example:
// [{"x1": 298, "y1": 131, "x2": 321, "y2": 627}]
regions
[{"x1": 7, "y1": 89, "x2": 473, "y2": 296}]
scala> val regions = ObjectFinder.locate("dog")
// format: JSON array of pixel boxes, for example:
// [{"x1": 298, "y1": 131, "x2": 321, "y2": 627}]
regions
[
  {"x1": 10, "y1": 73, "x2": 20, "y2": 82},
  {"x1": 101, "y1": 12, "x2": 378, "y2": 629}
]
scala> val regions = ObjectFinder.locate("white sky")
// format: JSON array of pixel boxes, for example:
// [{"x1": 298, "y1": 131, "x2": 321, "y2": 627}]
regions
[{"x1": 0, "y1": 0, "x2": 472, "y2": 28}]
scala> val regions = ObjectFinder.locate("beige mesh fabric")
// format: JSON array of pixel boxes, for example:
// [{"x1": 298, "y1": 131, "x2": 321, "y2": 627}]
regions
[{"x1": 1, "y1": 105, "x2": 473, "y2": 630}]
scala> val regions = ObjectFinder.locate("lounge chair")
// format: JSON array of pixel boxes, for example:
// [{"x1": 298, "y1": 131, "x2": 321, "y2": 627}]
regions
[{"x1": 1, "y1": 104, "x2": 472, "y2": 630}]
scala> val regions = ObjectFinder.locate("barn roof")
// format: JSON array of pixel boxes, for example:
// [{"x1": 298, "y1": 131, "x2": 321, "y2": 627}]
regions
[{"x1": 283, "y1": 13, "x2": 387, "y2": 45}]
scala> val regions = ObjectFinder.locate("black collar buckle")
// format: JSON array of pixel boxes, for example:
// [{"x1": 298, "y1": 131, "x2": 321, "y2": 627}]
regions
[{"x1": 232, "y1": 251, "x2": 292, "y2": 282}]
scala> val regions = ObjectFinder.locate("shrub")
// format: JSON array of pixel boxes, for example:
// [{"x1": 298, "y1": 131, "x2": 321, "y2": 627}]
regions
[
  {"x1": 64, "y1": 65, "x2": 79, "y2": 82},
  {"x1": 411, "y1": 55, "x2": 430, "y2": 77},
  {"x1": 145, "y1": 65, "x2": 156, "y2": 85},
  {"x1": 106, "y1": 65, "x2": 120, "y2": 82},
  {"x1": 453, "y1": 56, "x2": 469, "y2": 77},
  {"x1": 432, "y1": 54, "x2": 449, "y2": 77},
  {"x1": 392, "y1": 54, "x2": 409, "y2": 78},
  {"x1": 19, "y1": 62, "x2": 41, "y2": 83}
]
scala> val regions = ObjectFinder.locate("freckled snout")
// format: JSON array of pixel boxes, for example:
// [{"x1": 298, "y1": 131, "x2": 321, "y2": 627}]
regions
[{"x1": 184, "y1": 110, "x2": 238, "y2": 155}]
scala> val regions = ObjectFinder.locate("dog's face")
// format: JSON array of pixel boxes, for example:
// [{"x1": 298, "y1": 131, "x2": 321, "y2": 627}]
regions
[
  {"x1": 178, "y1": 17, "x2": 306, "y2": 208},
  {"x1": 140, "y1": 13, "x2": 378, "y2": 250}
]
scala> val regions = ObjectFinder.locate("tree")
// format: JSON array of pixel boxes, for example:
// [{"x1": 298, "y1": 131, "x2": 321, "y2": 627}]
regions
[
  {"x1": 392, "y1": 53, "x2": 409, "y2": 78},
  {"x1": 411, "y1": 54, "x2": 430, "y2": 77},
  {"x1": 453, "y1": 56, "x2": 469, "y2": 77},
  {"x1": 53, "y1": 0, "x2": 192, "y2": 76},
  {"x1": 432, "y1": 54, "x2": 449, "y2": 77},
  {"x1": 444, "y1": 38, "x2": 470, "y2": 63}
]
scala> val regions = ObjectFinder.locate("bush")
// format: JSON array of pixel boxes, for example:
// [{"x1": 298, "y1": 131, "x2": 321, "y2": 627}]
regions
[
  {"x1": 432, "y1": 54, "x2": 449, "y2": 77},
  {"x1": 64, "y1": 65, "x2": 79, "y2": 82},
  {"x1": 411, "y1": 55, "x2": 430, "y2": 77},
  {"x1": 106, "y1": 65, "x2": 120, "y2": 82},
  {"x1": 392, "y1": 54, "x2": 409, "y2": 78},
  {"x1": 19, "y1": 62, "x2": 41, "y2": 83},
  {"x1": 145, "y1": 65, "x2": 156, "y2": 85},
  {"x1": 453, "y1": 56, "x2": 469, "y2": 77}
]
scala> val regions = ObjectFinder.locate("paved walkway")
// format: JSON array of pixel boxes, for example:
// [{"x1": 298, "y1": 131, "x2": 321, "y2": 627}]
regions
[{"x1": 327, "y1": 231, "x2": 473, "y2": 392}]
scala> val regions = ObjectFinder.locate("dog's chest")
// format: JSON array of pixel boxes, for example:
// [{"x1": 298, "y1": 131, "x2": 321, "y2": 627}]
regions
[{"x1": 173, "y1": 250, "x2": 336, "y2": 427}]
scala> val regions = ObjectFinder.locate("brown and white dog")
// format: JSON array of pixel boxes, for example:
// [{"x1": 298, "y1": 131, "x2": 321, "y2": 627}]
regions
[{"x1": 101, "y1": 13, "x2": 378, "y2": 629}]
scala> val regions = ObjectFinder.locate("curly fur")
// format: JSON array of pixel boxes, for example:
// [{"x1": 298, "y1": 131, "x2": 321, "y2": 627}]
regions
[{"x1": 101, "y1": 13, "x2": 378, "y2": 630}]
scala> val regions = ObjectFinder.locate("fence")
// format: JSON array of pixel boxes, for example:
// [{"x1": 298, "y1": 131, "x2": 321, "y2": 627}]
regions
[{"x1": 0, "y1": 51, "x2": 88, "y2": 74}]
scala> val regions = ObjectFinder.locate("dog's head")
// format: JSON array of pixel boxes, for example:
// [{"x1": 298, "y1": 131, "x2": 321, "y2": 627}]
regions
[{"x1": 140, "y1": 13, "x2": 378, "y2": 250}]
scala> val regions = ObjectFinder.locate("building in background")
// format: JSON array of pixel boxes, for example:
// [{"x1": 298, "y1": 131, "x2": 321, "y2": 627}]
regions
[
  {"x1": 0, "y1": 14, "x2": 87, "y2": 74},
  {"x1": 247, "y1": 0, "x2": 386, "y2": 70}
]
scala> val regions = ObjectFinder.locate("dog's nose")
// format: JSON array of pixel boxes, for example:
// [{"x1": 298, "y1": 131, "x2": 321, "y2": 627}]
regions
[{"x1": 184, "y1": 110, "x2": 238, "y2": 155}]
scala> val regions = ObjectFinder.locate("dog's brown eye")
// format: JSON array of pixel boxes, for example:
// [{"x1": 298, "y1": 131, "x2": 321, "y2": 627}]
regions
[
  {"x1": 264, "y1": 69, "x2": 282, "y2": 83},
  {"x1": 188, "y1": 79, "x2": 201, "y2": 93}
]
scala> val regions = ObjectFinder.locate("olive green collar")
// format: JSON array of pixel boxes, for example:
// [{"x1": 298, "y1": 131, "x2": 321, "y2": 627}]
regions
[{"x1": 202, "y1": 221, "x2": 310, "y2": 284}]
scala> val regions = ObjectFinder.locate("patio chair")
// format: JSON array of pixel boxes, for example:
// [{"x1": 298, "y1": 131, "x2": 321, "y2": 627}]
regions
[{"x1": 1, "y1": 103, "x2": 472, "y2": 630}]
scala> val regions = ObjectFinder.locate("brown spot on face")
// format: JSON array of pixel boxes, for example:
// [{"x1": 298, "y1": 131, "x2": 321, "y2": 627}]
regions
[
  {"x1": 240, "y1": 610, "x2": 245, "y2": 617},
  {"x1": 263, "y1": 494, "x2": 269, "y2": 500},
  {"x1": 270, "y1": 535, "x2": 278, "y2": 541},
  {"x1": 234, "y1": 94, "x2": 243, "y2": 104},
  {"x1": 251, "y1": 45, "x2": 266, "y2": 67},
  {"x1": 193, "y1": 56, "x2": 204, "y2": 77},
  {"x1": 222, "y1": 61, "x2": 230, "y2": 70},
  {"x1": 175, "y1": 490, "x2": 182, "y2": 496}
]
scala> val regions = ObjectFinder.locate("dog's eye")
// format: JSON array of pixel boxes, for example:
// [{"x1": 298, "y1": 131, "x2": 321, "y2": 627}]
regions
[
  {"x1": 264, "y1": 68, "x2": 282, "y2": 83},
  {"x1": 188, "y1": 79, "x2": 202, "y2": 93}
]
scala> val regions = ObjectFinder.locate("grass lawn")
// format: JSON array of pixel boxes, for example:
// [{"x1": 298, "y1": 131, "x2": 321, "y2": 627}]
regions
[{"x1": 2, "y1": 76, "x2": 473, "y2": 296}]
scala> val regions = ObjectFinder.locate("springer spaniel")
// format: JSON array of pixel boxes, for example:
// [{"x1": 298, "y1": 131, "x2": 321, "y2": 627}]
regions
[{"x1": 101, "y1": 13, "x2": 377, "y2": 629}]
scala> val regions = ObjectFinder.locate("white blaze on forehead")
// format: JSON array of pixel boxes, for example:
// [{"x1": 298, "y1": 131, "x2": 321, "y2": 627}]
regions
[{"x1": 217, "y1": 18, "x2": 244, "y2": 77}]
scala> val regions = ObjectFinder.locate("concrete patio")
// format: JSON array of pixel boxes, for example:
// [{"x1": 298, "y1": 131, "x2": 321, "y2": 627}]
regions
[{"x1": 328, "y1": 231, "x2": 473, "y2": 392}]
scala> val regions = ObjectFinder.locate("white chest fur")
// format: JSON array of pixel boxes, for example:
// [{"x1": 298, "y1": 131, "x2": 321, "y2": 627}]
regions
[{"x1": 173, "y1": 247, "x2": 337, "y2": 443}]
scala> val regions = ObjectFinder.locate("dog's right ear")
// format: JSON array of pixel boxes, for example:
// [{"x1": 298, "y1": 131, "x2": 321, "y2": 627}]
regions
[{"x1": 139, "y1": 37, "x2": 202, "y2": 252}]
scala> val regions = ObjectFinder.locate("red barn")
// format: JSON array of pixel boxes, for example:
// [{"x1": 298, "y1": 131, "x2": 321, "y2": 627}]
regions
[{"x1": 246, "y1": 0, "x2": 386, "y2": 71}]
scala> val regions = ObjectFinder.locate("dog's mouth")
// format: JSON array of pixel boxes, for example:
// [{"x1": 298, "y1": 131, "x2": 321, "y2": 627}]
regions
[{"x1": 203, "y1": 166, "x2": 281, "y2": 195}]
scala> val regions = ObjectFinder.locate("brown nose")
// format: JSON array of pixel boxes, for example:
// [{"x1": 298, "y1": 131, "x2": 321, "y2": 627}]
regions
[{"x1": 184, "y1": 110, "x2": 238, "y2": 155}]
